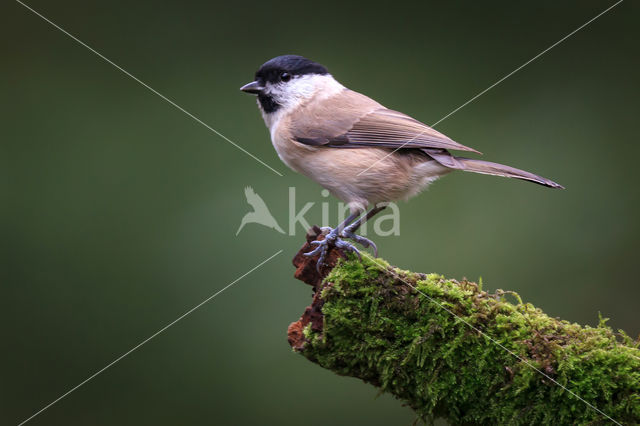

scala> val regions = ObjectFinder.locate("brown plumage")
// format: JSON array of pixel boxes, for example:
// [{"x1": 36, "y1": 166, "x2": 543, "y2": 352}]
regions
[
  {"x1": 292, "y1": 90, "x2": 479, "y2": 153},
  {"x1": 290, "y1": 88, "x2": 561, "y2": 189}
]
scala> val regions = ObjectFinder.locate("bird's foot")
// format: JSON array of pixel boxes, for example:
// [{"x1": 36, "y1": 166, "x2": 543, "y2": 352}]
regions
[
  {"x1": 304, "y1": 227, "x2": 362, "y2": 273},
  {"x1": 304, "y1": 226, "x2": 378, "y2": 273},
  {"x1": 341, "y1": 228, "x2": 378, "y2": 258}
]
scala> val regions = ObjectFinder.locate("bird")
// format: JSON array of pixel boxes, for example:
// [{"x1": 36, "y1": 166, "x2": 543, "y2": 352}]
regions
[
  {"x1": 236, "y1": 186, "x2": 285, "y2": 236},
  {"x1": 240, "y1": 55, "x2": 563, "y2": 270}
]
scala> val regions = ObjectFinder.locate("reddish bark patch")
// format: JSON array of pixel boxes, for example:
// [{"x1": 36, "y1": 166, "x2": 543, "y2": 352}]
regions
[
  {"x1": 288, "y1": 226, "x2": 345, "y2": 350},
  {"x1": 292, "y1": 226, "x2": 343, "y2": 291}
]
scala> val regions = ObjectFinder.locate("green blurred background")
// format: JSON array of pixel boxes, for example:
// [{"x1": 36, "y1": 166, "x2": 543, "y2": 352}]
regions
[{"x1": 3, "y1": 0, "x2": 639, "y2": 424}]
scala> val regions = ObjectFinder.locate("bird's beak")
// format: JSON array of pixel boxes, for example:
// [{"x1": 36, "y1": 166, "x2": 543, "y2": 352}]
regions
[{"x1": 240, "y1": 81, "x2": 264, "y2": 94}]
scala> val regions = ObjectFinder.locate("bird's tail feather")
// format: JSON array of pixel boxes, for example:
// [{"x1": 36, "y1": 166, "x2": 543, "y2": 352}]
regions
[{"x1": 448, "y1": 156, "x2": 564, "y2": 189}]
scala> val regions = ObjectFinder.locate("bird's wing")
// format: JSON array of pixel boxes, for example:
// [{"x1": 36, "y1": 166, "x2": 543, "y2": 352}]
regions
[{"x1": 292, "y1": 89, "x2": 479, "y2": 153}]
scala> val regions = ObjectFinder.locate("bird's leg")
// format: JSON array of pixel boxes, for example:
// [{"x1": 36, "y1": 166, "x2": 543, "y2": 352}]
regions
[
  {"x1": 304, "y1": 205, "x2": 389, "y2": 271},
  {"x1": 340, "y1": 205, "x2": 387, "y2": 257},
  {"x1": 304, "y1": 212, "x2": 363, "y2": 272}
]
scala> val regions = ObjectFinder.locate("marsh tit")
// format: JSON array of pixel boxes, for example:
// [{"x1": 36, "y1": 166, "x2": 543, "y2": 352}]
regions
[{"x1": 241, "y1": 55, "x2": 563, "y2": 270}]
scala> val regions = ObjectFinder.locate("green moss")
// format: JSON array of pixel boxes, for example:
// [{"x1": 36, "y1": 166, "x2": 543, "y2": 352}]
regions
[{"x1": 296, "y1": 256, "x2": 640, "y2": 425}]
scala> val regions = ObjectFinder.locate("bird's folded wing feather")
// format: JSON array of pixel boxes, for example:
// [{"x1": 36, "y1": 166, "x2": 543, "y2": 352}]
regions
[{"x1": 293, "y1": 89, "x2": 479, "y2": 153}]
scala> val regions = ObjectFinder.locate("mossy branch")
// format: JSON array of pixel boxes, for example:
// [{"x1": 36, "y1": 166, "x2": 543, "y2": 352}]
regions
[{"x1": 288, "y1": 228, "x2": 640, "y2": 425}]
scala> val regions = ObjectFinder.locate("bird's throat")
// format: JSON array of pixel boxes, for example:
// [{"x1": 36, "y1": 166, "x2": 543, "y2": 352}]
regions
[{"x1": 258, "y1": 93, "x2": 281, "y2": 114}]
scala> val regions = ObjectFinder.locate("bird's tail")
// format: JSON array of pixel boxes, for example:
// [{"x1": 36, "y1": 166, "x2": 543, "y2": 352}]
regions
[
  {"x1": 453, "y1": 157, "x2": 563, "y2": 189},
  {"x1": 425, "y1": 149, "x2": 563, "y2": 188}
]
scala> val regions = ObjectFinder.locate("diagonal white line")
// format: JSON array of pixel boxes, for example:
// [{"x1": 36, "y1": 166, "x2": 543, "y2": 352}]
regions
[
  {"x1": 17, "y1": 249, "x2": 283, "y2": 426},
  {"x1": 360, "y1": 251, "x2": 622, "y2": 425},
  {"x1": 357, "y1": 0, "x2": 624, "y2": 177},
  {"x1": 15, "y1": 0, "x2": 284, "y2": 177}
]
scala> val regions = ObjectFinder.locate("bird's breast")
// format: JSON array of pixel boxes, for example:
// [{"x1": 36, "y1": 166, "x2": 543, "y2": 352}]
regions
[{"x1": 269, "y1": 116, "x2": 318, "y2": 173}]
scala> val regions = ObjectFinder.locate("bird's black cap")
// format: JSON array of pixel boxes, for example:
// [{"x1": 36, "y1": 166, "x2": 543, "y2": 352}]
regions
[{"x1": 255, "y1": 55, "x2": 329, "y2": 84}]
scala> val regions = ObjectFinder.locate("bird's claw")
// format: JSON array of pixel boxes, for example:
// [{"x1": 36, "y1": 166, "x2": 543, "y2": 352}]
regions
[
  {"x1": 304, "y1": 240, "x2": 326, "y2": 257},
  {"x1": 304, "y1": 227, "x2": 376, "y2": 273},
  {"x1": 341, "y1": 230, "x2": 378, "y2": 258}
]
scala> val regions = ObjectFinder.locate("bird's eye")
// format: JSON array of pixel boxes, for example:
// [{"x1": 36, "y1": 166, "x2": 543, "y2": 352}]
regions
[{"x1": 280, "y1": 72, "x2": 291, "y2": 82}]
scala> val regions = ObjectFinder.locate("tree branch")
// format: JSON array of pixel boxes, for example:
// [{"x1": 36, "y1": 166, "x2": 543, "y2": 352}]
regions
[{"x1": 288, "y1": 228, "x2": 640, "y2": 425}]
